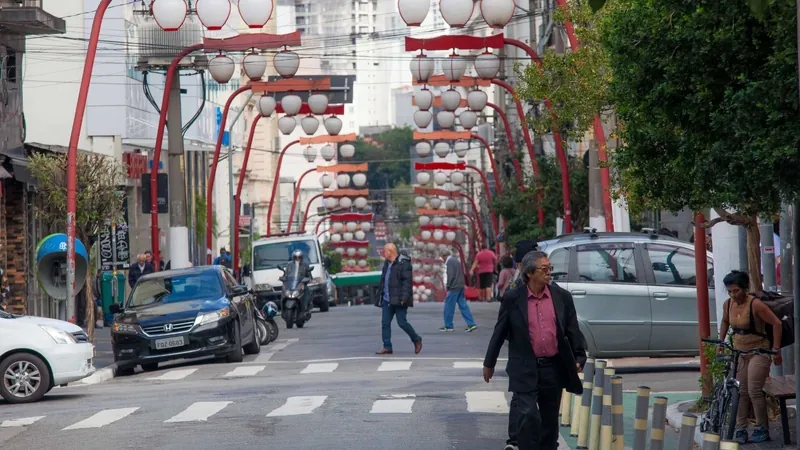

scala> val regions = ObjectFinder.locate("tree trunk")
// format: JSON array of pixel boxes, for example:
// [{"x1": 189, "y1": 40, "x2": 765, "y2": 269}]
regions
[
  {"x1": 745, "y1": 218, "x2": 763, "y2": 291},
  {"x1": 84, "y1": 271, "x2": 95, "y2": 342}
]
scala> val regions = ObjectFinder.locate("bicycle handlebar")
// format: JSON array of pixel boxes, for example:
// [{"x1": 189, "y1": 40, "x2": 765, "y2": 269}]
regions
[{"x1": 701, "y1": 338, "x2": 777, "y2": 355}]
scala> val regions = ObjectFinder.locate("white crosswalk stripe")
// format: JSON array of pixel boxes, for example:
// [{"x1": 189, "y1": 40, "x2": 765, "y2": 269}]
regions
[
  {"x1": 266, "y1": 396, "x2": 328, "y2": 417},
  {"x1": 300, "y1": 363, "x2": 338, "y2": 374},
  {"x1": 453, "y1": 361, "x2": 484, "y2": 369},
  {"x1": 164, "y1": 402, "x2": 231, "y2": 423},
  {"x1": 1, "y1": 417, "x2": 45, "y2": 428},
  {"x1": 224, "y1": 365, "x2": 266, "y2": 377},
  {"x1": 370, "y1": 394, "x2": 416, "y2": 414},
  {"x1": 146, "y1": 368, "x2": 198, "y2": 381},
  {"x1": 62, "y1": 407, "x2": 139, "y2": 430},
  {"x1": 465, "y1": 391, "x2": 509, "y2": 413},
  {"x1": 377, "y1": 361, "x2": 412, "y2": 372}
]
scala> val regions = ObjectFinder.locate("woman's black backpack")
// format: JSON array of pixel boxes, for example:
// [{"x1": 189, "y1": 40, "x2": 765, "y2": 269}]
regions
[{"x1": 747, "y1": 291, "x2": 795, "y2": 348}]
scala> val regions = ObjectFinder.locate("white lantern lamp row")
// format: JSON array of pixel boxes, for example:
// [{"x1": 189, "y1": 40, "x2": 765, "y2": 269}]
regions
[
  {"x1": 152, "y1": 0, "x2": 275, "y2": 31},
  {"x1": 329, "y1": 222, "x2": 372, "y2": 233},
  {"x1": 208, "y1": 50, "x2": 300, "y2": 86},
  {"x1": 408, "y1": 52, "x2": 500, "y2": 84},
  {"x1": 321, "y1": 195, "x2": 370, "y2": 210},
  {"x1": 398, "y1": 0, "x2": 516, "y2": 30}
]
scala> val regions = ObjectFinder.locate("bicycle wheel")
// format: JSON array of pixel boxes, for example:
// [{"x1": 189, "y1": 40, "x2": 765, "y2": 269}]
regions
[
  {"x1": 700, "y1": 382, "x2": 724, "y2": 434},
  {"x1": 720, "y1": 385, "x2": 740, "y2": 440}
]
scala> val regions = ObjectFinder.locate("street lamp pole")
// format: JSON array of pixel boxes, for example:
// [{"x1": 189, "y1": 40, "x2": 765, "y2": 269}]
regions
[{"x1": 286, "y1": 168, "x2": 317, "y2": 233}]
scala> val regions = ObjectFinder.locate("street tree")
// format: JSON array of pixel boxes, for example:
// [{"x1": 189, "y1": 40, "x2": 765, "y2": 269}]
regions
[
  {"x1": 28, "y1": 151, "x2": 126, "y2": 341},
  {"x1": 599, "y1": 0, "x2": 800, "y2": 287},
  {"x1": 351, "y1": 127, "x2": 414, "y2": 189}
]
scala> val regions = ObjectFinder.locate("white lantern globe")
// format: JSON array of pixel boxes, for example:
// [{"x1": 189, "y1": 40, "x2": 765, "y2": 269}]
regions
[
  {"x1": 324, "y1": 116, "x2": 343, "y2": 135},
  {"x1": 409, "y1": 55, "x2": 435, "y2": 83},
  {"x1": 446, "y1": 231, "x2": 457, "y2": 241},
  {"x1": 433, "y1": 230, "x2": 444, "y2": 241},
  {"x1": 336, "y1": 173, "x2": 350, "y2": 188},
  {"x1": 352, "y1": 173, "x2": 367, "y2": 187},
  {"x1": 355, "y1": 231, "x2": 366, "y2": 241},
  {"x1": 258, "y1": 96, "x2": 276, "y2": 117},
  {"x1": 415, "y1": 141, "x2": 432, "y2": 157},
  {"x1": 360, "y1": 222, "x2": 372, "y2": 232},
  {"x1": 413, "y1": 293, "x2": 421, "y2": 302},
  {"x1": 319, "y1": 173, "x2": 333, "y2": 188},
  {"x1": 433, "y1": 171, "x2": 448, "y2": 186},
  {"x1": 346, "y1": 221, "x2": 358, "y2": 232},
  {"x1": 434, "y1": 142, "x2": 451, "y2": 158},
  {"x1": 415, "y1": 241, "x2": 424, "y2": 250},
  {"x1": 324, "y1": 197, "x2": 338, "y2": 209},
  {"x1": 439, "y1": 244, "x2": 449, "y2": 252},
  {"x1": 442, "y1": 53, "x2": 468, "y2": 82},
  {"x1": 303, "y1": 145, "x2": 317, "y2": 163},
  {"x1": 278, "y1": 116, "x2": 296, "y2": 135},
  {"x1": 416, "y1": 172, "x2": 431, "y2": 185},
  {"x1": 339, "y1": 144, "x2": 355, "y2": 159},
  {"x1": 459, "y1": 110, "x2": 478, "y2": 129},
  {"x1": 440, "y1": 0, "x2": 475, "y2": 27},
  {"x1": 339, "y1": 197, "x2": 353, "y2": 209},
  {"x1": 300, "y1": 115, "x2": 320, "y2": 135},
  {"x1": 208, "y1": 54, "x2": 235, "y2": 83},
  {"x1": 475, "y1": 51, "x2": 501, "y2": 80},
  {"x1": 413, "y1": 110, "x2": 433, "y2": 128},
  {"x1": 415, "y1": 88, "x2": 434, "y2": 111},
  {"x1": 152, "y1": 0, "x2": 188, "y2": 31},
  {"x1": 480, "y1": 0, "x2": 515, "y2": 29},
  {"x1": 419, "y1": 215, "x2": 431, "y2": 226},
  {"x1": 426, "y1": 242, "x2": 436, "y2": 251},
  {"x1": 454, "y1": 140, "x2": 470, "y2": 157},
  {"x1": 450, "y1": 171, "x2": 465, "y2": 185},
  {"x1": 413, "y1": 275, "x2": 423, "y2": 283},
  {"x1": 422, "y1": 264, "x2": 431, "y2": 272},
  {"x1": 449, "y1": 218, "x2": 460, "y2": 227},
  {"x1": 429, "y1": 197, "x2": 442, "y2": 209},
  {"x1": 357, "y1": 259, "x2": 368, "y2": 267},
  {"x1": 421, "y1": 294, "x2": 429, "y2": 302},
  {"x1": 414, "y1": 196, "x2": 427, "y2": 208},
  {"x1": 432, "y1": 216, "x2": 444, "y2": 227},
  {"x1": 354, "y1": 197, "x2": 368, "y2": 209},
  {"x1": 238, "y1": 0, "x2": 274, "y2": 29},
  {"x1": 332, "y1": 222, "x2": 344, "y2": 232},
  {"x1": 343, "y1": 232, "x2": 354, "y2": 241},
  {"x1": 441, "y1": 89, "x2": 462, "y2": 112},
  {"x1": 335, "y1": 247, "x2": 345, "y2": 254},
  {"x1": 436, "y1": 111, "x2": 456, "y2": 129},
  {"x1": 421, "y1": 230, "x2": 432, "y2": 240},
  {"x1": 330, "y1": 233, "x2": 342, "y2": 243},
  {"x1": 196, "y1": 0, "x2": 231, "y2": 31},
  {"x1": 308, "y1": 93, "x2": 329, "y2": 115},
  {"x1": 424, "y1": 288, "x2": 433, "y2": 296},
  {"x1": 346, "y1": 247, "x2": 357, "y2": 257},
  {"x1": 320, "y1": 144, "x2": 335, "y2": 161},
  {"x1": 398, "y1": 0, "x2": 429, "y2": 26},
  {"x1": 242, "y1": 51, "x2": 266, "y2": 81},
  {"x1": 467, "y1": 89, "x2": 488, "y2": 111},
  {"x1": 446, "y1": 199, "x2": 458, "y2": 210},
  {"x1": 274, "y1": 50, "x2": 300, "y2": 78},
  {"x1": 281, "y1": 94, "x2": 302, "y2": 116}
]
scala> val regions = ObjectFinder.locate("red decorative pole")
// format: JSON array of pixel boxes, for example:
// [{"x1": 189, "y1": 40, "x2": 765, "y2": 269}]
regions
[
  {"x1": 468, "y1": 133, "x2": 503, "y2": 195},
  {"x1": 285, "y1": 168, "x2": 317, "y2": 233},
  {"x1": 694, "y1": 213, "x2": 712, "y2": 395},
  {"x1": 486, "y1": 101, "x2": 524, "y2": 185},
  {"x1": 232, "y1": 114, "x2": 263, "y2": 274},
  {"x1": 300, "y1": 193, "x2": 324, "y2": 231},
  {"x1": 266, "y1": 140, "x2": 302, "y2": 236}
]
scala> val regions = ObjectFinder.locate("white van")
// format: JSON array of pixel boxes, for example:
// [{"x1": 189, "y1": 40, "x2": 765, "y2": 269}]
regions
[{"x1": 247, "y1": 233, "x2": 331, "y2": 312}]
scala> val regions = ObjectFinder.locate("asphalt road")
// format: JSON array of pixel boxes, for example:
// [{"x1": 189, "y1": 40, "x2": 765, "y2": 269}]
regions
[{"x1": 0, "y1": 303, "x2": 701, "y2": 450}]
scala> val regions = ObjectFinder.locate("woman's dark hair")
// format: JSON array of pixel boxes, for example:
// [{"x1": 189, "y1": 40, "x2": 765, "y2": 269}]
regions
[
  {"x1": 500, "y1": 255, "x2": 513, "y2": 269},
  {"x1": 723, "y1": 270, "x2": 749, "y2": 290}
]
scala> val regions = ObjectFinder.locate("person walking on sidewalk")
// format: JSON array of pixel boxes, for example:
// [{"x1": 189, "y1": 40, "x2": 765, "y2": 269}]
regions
[
  {"x1": 375, "y1": 243, "x2": 423, "y2": 355},
  {"x1": 440, "y1": 250, "x2": 477, "y2": 332},
  {"x1": 483, "y1": 251, "x2": 587, "y2": 450},
  {"x1": 471, "y1": 243, "x2": 497, "y2": 301},
  {"x1": 718, "y1": 270, "x2": 783, "y2": 444}
]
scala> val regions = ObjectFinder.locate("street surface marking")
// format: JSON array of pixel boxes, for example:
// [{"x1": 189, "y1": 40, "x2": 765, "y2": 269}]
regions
[
  {"x1": 266, "y1": 396, "x2": 327, "y2": 417},
  {"x1": 224, "y1": 365, "x2": 266, "y2": 377},
  {"x1": 253, "y1": 352, "x2": 275, "y2": 363},
  {"x1": 292, "y1": 356, "x2": 504, "y2": 363},
  {"x1": 164, "y1": 401, "x2": 231, "y2": 423},
  {"x1": 63, "y1": 407, "x2": 139, "y2": 430},
  {"x1": 465, "y1": 391, "x2": 509, "y2": 413},
  {"x1": 146, "y1": 368, "x2": 197, "y2": 381},
  {"x1": 1, "y1": 416, "x2": 45, "y2": 427},
  {"x1": 269, "y1": 339, "x2": 297, "y2": 352},
  {"x1": 300, "y1": 363, "x2": 338, "y2": 374},
  {"x1": 453, "y1": 361, "x2": 484, "y2": 369},
  {"x1": 370, "y1": 394, "x2": 416, "y2": 414},
  {"x1": 377, "y1": 361, "x2": 412, "y2": 372}
]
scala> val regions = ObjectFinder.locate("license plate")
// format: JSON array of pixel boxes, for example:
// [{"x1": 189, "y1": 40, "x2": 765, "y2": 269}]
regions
[{"x1": 154, "y1": 336, "x2": 186, "y2": 350}]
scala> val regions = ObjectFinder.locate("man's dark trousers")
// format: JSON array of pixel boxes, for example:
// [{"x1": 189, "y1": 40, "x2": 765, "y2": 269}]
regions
[
  {"x1": 381, "y1": 303, "x2": 419, "y2": 350},
  {"x1": 512, "y1": 358, "x2": 563, "y2": 450}
]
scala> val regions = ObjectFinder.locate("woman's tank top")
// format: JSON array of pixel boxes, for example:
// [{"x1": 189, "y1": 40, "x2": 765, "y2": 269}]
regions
[{"x1": 728, "y1": 296, "x2": 770, "y2": 350}]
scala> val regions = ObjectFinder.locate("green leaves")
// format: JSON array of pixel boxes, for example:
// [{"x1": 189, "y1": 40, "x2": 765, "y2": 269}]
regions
[
  {"x1": 589, "y1": 0, "x2": 607, "y2": 13},
  {"x1": 748, "y1": 0, "x2": 772, "y2": 19}
]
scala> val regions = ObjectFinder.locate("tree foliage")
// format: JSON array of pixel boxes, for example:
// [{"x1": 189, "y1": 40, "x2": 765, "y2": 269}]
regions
[
  {"x1": 351, "y1": 127, "x2": 414, "y2": 190},
  {"x1": 28, "y1": 151, "x2": 126, "y2": 341}
]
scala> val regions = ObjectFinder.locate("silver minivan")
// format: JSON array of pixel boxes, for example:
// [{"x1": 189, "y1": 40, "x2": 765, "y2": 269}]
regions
[{"x1": 538, "y1": 229, "x2": 716, "y2": 358}]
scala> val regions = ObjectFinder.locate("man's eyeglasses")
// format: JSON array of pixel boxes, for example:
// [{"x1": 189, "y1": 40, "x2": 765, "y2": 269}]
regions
[{"x1": 534, "y1": 265, "x2": 555, "y2": 273}]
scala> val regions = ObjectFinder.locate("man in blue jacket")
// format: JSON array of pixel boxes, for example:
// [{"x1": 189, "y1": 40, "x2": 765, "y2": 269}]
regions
[{"x1": 375, "y1": 243, "x2": 422, "y2": 355}]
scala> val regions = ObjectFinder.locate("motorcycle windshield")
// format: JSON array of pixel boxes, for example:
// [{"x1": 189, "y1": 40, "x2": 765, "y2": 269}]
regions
[{"x1": 282, "y1": 264, "x2": 304, "y2": 291}]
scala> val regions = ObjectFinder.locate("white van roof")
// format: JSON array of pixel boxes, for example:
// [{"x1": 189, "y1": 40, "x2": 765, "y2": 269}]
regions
[{"x1": 252, "y1": 233, "x2": 320, "y2": 245}]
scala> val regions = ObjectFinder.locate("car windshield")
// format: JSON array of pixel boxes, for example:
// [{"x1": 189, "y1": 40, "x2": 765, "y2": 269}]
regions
[
  {"x1": 253, "y1": 239, "x2": 319, "y2": 270},
  {"x1": 127, "y1": 272, "x2": 223, "y2": 308}
]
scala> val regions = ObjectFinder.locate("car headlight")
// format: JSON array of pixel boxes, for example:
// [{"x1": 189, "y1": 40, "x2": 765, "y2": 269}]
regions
[
  {"x1": 112, "y1": 322, "x2": 140, "y2": 335},
  {"x1": 195, "y1": 307, "x2": 230, "y2": 326},
  {"x1": 40, "y1": 325, "x2": 77, "y2": 344},
  {"x1": 309, "y1": 277, "x2": 324, "y2": 286},
  {"x1": 254, "y1": 284, "x2": 270, "y2": 292}
]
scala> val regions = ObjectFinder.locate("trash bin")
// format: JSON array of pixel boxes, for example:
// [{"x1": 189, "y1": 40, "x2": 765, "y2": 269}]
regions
[{"x1": 100, "y1": 272, "x2": 125, "y2": 323}]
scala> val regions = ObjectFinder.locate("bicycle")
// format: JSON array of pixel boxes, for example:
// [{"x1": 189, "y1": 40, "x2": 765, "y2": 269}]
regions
[{"x1": 699, "y1": 338, "x2": 777, "y2": 440}]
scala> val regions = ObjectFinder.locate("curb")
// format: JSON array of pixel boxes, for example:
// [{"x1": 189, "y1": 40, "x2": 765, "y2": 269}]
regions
[
  {"x1": 611, "y1": 365, "x2": 700, "y2": 374},
  {"x1": 78, "y1": 364, "x2": 117, "y2": 385}
]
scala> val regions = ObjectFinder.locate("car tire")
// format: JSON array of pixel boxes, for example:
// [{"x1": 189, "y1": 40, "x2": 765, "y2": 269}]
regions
[
  {"x1": 0, "y1": 353, "x2": 52, "y2": 404},
  {"x1": 226, "y1": 321, "x2": 244, "y2": 363},
  {"x1": 141, "y1": 363, "x2": 159, "y2": 372},
  {"x1": 243, "y1": 318, "x2": 261, "y2": 355},
  {"x1": 319, "y1": 300, "x2": 329, "y2": 312},
  {"x1": 115, "y1": 365, "x2": 135, "y2": 377}
]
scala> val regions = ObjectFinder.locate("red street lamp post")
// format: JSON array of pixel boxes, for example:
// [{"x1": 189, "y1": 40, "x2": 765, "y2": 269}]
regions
[
  {"x1": 486, "y1": 101, "x2": 524, "y2": 185},
  {"x1": 300, "y1": 193, "x2": 324, "y2": 231},
  {"x1": 265, "y1": 139, "x2": 301, "y2": 236},
  {"x1": 285, "y1": 168, "x2": 317, "y2": 233},
  {"x1": 467, "y1": 133, "x2": 502, "y2": 195}
]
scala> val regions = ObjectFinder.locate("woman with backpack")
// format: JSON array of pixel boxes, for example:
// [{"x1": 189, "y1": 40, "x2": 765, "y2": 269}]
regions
[{"x1": 718, "y1": 270, "x2": 783, "y2": 444}]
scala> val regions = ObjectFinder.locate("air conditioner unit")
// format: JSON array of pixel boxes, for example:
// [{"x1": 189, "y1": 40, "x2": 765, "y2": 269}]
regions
[{"x1": 137, "y1": 14, "x2": 203, "y2": 68}]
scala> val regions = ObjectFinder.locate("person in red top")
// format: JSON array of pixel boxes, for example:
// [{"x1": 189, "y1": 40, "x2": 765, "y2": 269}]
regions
[
  {"x1": 471, "y1": 243, "x2": 497, "y2": 302},
  {"x1": 483, "y1": 251, "x2": 587, "y2": 450}
]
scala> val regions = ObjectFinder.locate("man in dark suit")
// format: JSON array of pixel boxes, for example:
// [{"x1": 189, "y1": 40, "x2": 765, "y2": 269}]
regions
[
  {"x1": 374, "y1": 243, "x2": 422, "y2": 355},
  {"x1": 483, "y1": 251, "x2": 587, "y2": 450},
  {"x1": 128, "y1": 253, "x2": 154, "y2": 288}
]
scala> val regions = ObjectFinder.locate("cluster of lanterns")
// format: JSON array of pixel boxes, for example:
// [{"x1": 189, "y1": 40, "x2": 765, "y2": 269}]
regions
[
  {"x1": 418, "y1": 213, "x2": 460, "y2": 230},
  {"x1": 203, "y1": 48, "x2": 298, "y2": 85},
  {"x1": 413, "y1": 86, "x2": 490, "y2": 131},
  {"x1": 151, "y1": 0, "x2": 274, "y2": 32},
  {"x1": 305, "y1": 142, "x2": 355, "y2": 164},
  {"x1": 257, "y1": 91, "x2": 344, "y2": 136},
  {"x1": 398, "y1": 0, "x2": 517, "y2": 29}
]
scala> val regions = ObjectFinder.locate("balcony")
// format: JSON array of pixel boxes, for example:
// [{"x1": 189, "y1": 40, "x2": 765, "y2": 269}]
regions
[{"x1": 0, "y1": 1, "x2": 66, "y2": 35}]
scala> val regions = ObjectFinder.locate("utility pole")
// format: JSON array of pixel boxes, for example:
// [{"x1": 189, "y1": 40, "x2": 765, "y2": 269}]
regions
[
  {"x1": 167, "y1": 75, "x2": 190, "y2": 270},
  {"x1": 793, "y1": 0, "x2": 800, "y2": 435},
  {"x1": 588, "y1": 138, "x2": 605, "y2": 231},
  {"x1": 780, "y1": 204, "x2": 795, "y2": 375},
  {"x1": 760, "y1": 217, "x2": 781, "y2": 376}
]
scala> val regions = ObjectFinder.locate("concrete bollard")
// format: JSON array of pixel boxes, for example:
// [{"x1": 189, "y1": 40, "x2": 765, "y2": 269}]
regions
[
  {"x1": 610, "y1": 376, "x2": 624, "y2": 450},
  {"x1": 561, "y1": 388, "x2": 573, "y2": 427},
  {"x1": 719, "y1": 441, "x2": 739, "y2": 450},
  {"x1": 678, "y1": 413, "x2": 698, "y2": 450},
  {"x1": 570, "y1": 372, "x2": 584, "y2": 437},
  {"x1": 599, "y1": 369, "x2": 614, "y2": 450},
  {"x1": 576, "y1": 358, "x2": 596, "y2": 448},
  {"x1": 588, "y1": 361, "x2": 609, "y2": 450},
  {"x1": 631, "y1": 386, "x2": 651, "y2": 450},
  {"x1": 650, "y1": 396, "x2": 668, "y2": 450},
  {"x1": 701, "y1": 433, "x2": 721, "y2": 450}
]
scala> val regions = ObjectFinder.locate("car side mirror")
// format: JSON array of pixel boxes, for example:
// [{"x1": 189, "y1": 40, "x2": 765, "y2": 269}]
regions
[
  {"x1": 323, "y1": 255, "x2": 331, "y2": 268},
  {"x1": 231, "y1": 285, "x2": 248, "y2": 296},
  {"x1": 109, "y1": 303, "x2": 122, "y2": 314}
]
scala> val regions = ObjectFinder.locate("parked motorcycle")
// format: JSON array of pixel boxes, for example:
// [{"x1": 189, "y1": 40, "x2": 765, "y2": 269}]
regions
[
  {"x1": 254, "y1": 308, "x2": 270, "y2": 346},
  {"x1": 278, "y1": 264, "x2": 312, "y2": 329},
  {"x1": 262, "y1": 301, "x2": 279, "y2": 343}
]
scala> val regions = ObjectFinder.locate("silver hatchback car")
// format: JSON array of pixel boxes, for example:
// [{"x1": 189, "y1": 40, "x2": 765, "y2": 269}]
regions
[{"x1": 538, "y1": 229, "x2": 716, "y2": 358}]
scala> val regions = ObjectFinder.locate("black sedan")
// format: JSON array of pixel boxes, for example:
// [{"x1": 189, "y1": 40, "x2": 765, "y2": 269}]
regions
[{"x1": 109, "y1": 266, "x2": 260, "y2": 375}]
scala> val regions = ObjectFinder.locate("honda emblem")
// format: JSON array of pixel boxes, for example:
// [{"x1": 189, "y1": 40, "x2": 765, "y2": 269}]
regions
[{"x1": 163, "y1": 323, "x2": 173, "y2": 332}]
